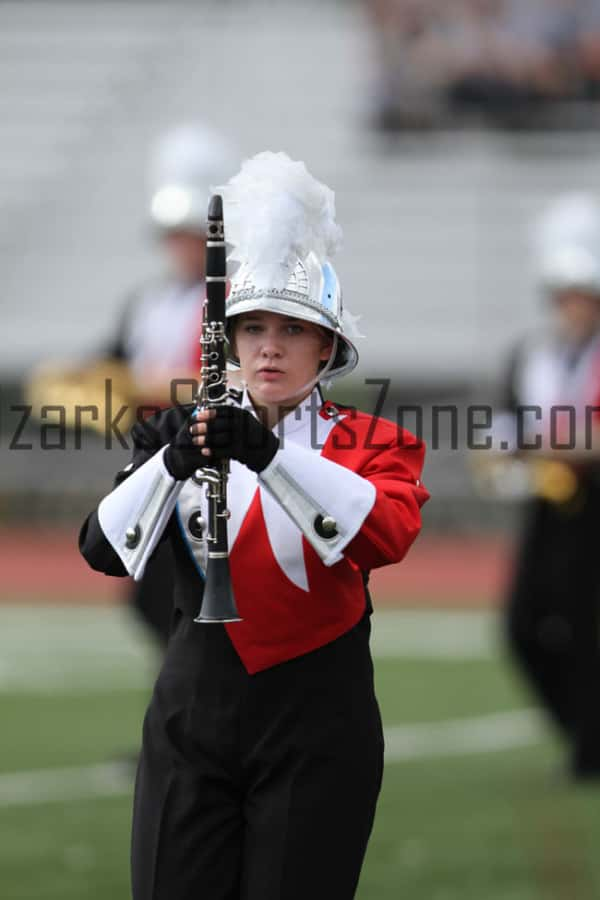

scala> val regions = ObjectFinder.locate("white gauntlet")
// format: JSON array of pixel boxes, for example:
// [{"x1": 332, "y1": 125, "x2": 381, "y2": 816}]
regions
[
  {"x1": 98, "y1": 447, "x2": 183, "y2": 580},
  {"x1": 258, "y1": 443, "x2": 376, "y2": 566}
]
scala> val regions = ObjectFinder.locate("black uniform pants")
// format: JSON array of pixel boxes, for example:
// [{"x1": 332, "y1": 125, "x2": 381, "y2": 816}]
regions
[
  {"x1": 128, "y1": 541, "x2": 175, "y2": 648},
  {"x1": 505, "y1": 484, "x2": 600, "y2": 776},
  {"x1": 131, "y1": 612, "x2": 385, "y2": 900}
]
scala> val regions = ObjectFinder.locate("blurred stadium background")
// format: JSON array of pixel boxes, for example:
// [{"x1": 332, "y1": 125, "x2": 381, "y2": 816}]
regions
[{"x1": 1, "y1": 1, "x2": 600, "y2": 898}]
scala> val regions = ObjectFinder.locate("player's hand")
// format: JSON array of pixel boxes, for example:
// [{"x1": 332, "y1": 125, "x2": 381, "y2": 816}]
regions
[
  {"x1": 164, "y1": 406, "x2": 280, "y2": 479},
  {"x1": 190, "y1": 406, "x2": 279, "y2": 474},
  {"x1": 163, "y1": 413, "x2": 203, "y2": 481}
]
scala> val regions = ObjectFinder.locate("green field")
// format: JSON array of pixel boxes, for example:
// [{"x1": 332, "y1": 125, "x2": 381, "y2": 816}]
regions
[{"x1": 1, "y1": 606, "x2": 599, "y2": 900}]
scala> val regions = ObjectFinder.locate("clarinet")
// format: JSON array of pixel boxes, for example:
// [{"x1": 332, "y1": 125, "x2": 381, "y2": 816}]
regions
[{"x1": 193, "y1": 194, "x2": 241, "y2": 623}]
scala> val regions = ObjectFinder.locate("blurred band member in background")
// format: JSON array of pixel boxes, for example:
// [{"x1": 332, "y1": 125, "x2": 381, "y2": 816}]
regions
[
  {"x1": 109, "y1": 124, "x2": 238, "y2": 410},
  {"x1": 489, "y1": 194, "x2": 600, "y2": 779},
  {"x1": 107, "y1": 123, "x2": 238, "y2": 646},
  {"x1": 28, "y1": 124, "x2": 237, "y2": 646}
]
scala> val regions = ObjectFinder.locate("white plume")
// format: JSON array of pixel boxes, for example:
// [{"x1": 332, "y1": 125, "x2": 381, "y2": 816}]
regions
[
  {"x1": 341, "y1": 308, "x2": 365, "y2": 340},
  {"x1": 215, "y1": 151, "x2": 342, "y2": 290}
]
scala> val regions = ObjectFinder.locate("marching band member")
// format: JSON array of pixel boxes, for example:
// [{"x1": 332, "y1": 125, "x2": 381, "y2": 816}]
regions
[
  {"x1": 495, "y1": 194, "x2": 600, "y2": 779},
  {"x1": 108, "y1": 122, "x2": 238, "y2": 402},
  {"x1": 79, "y1": 152, "x2": 429, "y2": 899}
]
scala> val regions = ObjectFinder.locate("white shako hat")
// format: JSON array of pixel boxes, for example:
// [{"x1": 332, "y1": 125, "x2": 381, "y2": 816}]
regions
[
  {"x1": 535, "y1": 193, "x2": 600, "y2": 297},
  {"x1": 148, "y1": 123, "x2": 238, "y2": 233},
  {"x1": 218, "y1": 151, "x2": 360, "y2": 381}
]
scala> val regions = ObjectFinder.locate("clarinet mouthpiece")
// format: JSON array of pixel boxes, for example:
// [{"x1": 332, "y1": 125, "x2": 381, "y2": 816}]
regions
[{"x1": 208, "y1": 194, "x2": 223, "y2": 221}]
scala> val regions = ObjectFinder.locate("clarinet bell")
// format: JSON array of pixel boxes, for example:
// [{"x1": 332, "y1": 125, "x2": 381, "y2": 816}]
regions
[{"x1": 194, "y1": 555, "x2": 242, "y2": 623}]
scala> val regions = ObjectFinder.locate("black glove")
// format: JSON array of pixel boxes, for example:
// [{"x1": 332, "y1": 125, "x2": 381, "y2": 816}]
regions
[
  {"x1": 202, "y1": 405, "x2": 280, "y2": 472},
  {"x1": 163, "y1": 414, "x2": 202, "y2": 481},
  {"x1": 164, "y1": 405, "x2": 279, "y2": 480}
]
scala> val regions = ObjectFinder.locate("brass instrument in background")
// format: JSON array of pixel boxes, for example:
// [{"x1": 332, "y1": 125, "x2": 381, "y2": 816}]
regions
[
  {"x1": 470, "y1": 453, "x2": 581, "y2": 507},
  {"x1": 25, "y1": 356, "x2": 208, "y2": 438},
  {"x1": 25, "y1": 359, "x2": 139, "y2": 435}
]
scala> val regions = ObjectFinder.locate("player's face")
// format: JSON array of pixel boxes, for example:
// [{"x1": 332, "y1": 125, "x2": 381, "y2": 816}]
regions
[
  {"x1": 232, "y1": 311, "x2": 333, "y2": 408},
  {"x1": 163, "y1": 230, "x2": 206, "y2": 282},
  {"x1": 553, "y1": 289, "x2": 600, "y2": 343}
]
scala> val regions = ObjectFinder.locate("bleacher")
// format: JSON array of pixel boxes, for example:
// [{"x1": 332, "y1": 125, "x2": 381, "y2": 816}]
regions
[
  {"x1": 1, "y1": 0, "x2": 599, "y2": 382},
  {"x1": 1, "y1": 0, "x2": 599, "y2": 522}
]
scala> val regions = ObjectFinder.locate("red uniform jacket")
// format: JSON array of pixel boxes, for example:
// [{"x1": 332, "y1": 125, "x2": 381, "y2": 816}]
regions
[{"x1": 80, "y1": 391, "x2": 429, "y2": 674}]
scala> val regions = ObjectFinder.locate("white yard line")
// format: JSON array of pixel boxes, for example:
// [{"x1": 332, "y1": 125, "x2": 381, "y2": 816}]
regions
[
  {"x1": 0, "y1": 608, "x2": 500, "y2": 694},
  {"x1": 0, "y1": 762, "x2": 132, "y2": 809},
  {"x1": 385, "y1": 709, "x2": 544, "y2": 762},
  {"x1": 0, "y1": 709, "x2": 545, "y2": 808},
  {"x1": 370, "y1": 610, "x2": 498, "y2": 660},
  {"x1": 0, "y1": 606, "x2": 159, "y2": 693}
]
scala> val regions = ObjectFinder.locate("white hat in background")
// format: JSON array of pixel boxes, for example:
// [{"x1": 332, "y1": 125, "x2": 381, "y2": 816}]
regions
[
  {"x1": 148, "y1": 123, "x2": 238, "y2": 233},
  {"x1": 535, "y1": 193, "x2": 600, "y2": 296}
]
